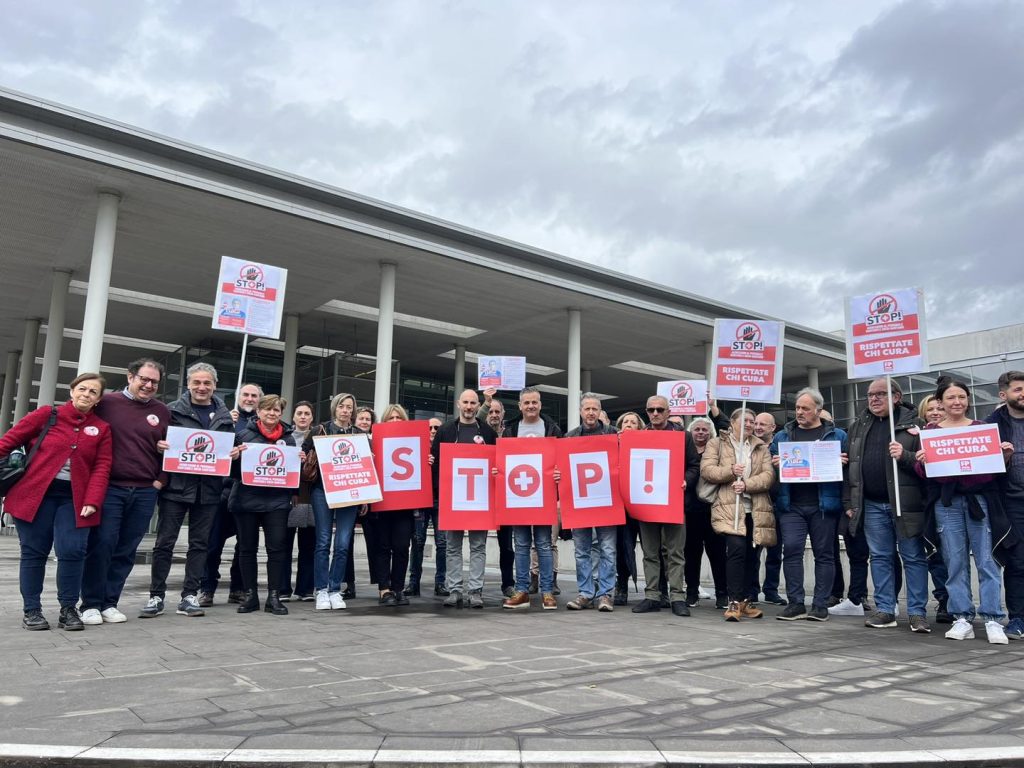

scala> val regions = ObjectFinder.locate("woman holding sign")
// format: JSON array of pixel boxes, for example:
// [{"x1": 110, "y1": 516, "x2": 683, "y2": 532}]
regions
[
  {"x1": 370, "y1": 404, "x2": 416, "y2": 606},
  {"x1": 231, "y1": 394, "x2": 301, "y2": 616},
  {"x1": 303, "y1": 392, "x2": 363, "y2": 611},
  {"x1": 700, "y1": 408, "x2": 776, "y2": 622},
  {"x1": 916, "y1": 379, "x2": 1009, "y2": 644}
]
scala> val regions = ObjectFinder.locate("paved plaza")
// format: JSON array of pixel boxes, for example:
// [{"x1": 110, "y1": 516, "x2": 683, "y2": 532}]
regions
[{"x1": 1, "y1": 533, "x2": 1024, "y2": 767}]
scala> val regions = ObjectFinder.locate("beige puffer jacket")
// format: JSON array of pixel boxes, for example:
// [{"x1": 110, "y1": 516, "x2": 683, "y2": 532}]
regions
[{"x1": 699, "y1": 435, "x2": 777, "y2": 546}]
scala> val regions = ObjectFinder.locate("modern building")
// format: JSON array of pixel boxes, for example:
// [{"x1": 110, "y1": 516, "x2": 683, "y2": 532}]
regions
[{"x1": 3, "y1": 87, "x2": 1016, "y2": 434}]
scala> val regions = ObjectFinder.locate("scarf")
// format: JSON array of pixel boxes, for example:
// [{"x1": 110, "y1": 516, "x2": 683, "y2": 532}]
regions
[{"x1": 257, "y1": 420, "x2": 284, "y2": 442}]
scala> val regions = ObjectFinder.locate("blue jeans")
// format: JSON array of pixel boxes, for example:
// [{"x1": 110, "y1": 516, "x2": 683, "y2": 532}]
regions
[
  {"x1": 15, "y1": 487, "x2": 89, "y2": 611},
  {"x1": 81, "y1": 485, "x2": 158, "y2": 611},
  {"x1": 514, "y1": 525, "x2": 553, "y2": 593},
  {"x1": 779, "y1": 504, "x2": 837, "y2": 609},
  {"x1": 935, "y1": 494, "x2": 1004, "y2": 620},
  {"x1": 311, "y1": 486, "x2": 358, "y2": 593},
  {"x1": 862, "y1": 499, "x2": 929, "y2": 616},
  {"x1": 572, "y1": 526, "x2": 617, "y2": 598}
]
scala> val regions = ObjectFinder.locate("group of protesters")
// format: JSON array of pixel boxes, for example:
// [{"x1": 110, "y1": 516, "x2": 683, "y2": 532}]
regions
[{"x1": 1, "y1": 355, "x2": 1021, "y2": 646}]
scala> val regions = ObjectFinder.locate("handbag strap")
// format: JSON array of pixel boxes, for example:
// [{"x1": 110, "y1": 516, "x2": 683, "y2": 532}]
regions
[{"x1": 23, "y1": 406, "x2": 58, "y2": 467}]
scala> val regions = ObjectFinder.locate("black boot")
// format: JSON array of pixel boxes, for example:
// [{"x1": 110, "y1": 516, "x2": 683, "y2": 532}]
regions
[
  {"x1": 58, "y1": 605, "x2": 84, "y2": 631},
  {"x1": 22, "y1": 609, "x2": 50, "y2": 631},
  {"x1": 264, "y1": 590, "x2": 288, "y2": 615},
  {"x1": 403, "y1": 582, "x2": 420, "y2": 597},
  {"x1": 936, "y1": 598, "x2": 953, "y2": 625},
  {"x1": 236, "y1": 590, "x2": 260, "y2": 613}
]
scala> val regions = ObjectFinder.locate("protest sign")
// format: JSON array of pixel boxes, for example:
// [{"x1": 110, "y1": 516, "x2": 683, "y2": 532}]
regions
[
  {"x1": 778, "y1": 441, "x2": 843, "y2": 484},
  {"x1": 438, "y1": 443, "x2": 496, "y2": 531},
  {"x1": 162, "y1": 426, "x2": 234, "y2": 477},
  {"x1": 371, "y1": 420, "x2": 433, "y2": 512},
  {"x1": 920, "y1": 424, "x2": 1005, "y2": 478},
  {"x1": 845, "y1": 288, "x2": 928, "y2": 379},
  {"x1": 618, "y1": 429, "x2": 686, "y2": 524},
  {"x1": 477, "y1": 355, "x2": 526, "y2": 391},
  {"x1": 656, "y1": 379, "x2": 708, "y2": 416},
  {"x1": 494, "y1": 437, "x2": 558, "y2": 526},
  {"x1": 711, "y1": 319, "x2": 785, "y2": 403},
  {"x1": 556, "y1": 435, "x2": 625, "y2": 528},
  {"x1": 240, "y1": 443, "x2": 301, "y2": 488},
  {"x1": 212, "y1": 256, "x2": 288, "y2": 339},
  {"x1": 314, "y1": 433, "x2": 382, "y2": 507}
]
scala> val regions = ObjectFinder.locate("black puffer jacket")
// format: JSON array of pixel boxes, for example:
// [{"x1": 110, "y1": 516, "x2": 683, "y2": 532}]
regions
[
  {"x1": 843, "y1": 401, "x2": 925, "y2": 538},
  {"x1": 230, "y1": 418, "x2": 297, "y2": 515},
  {"x1": 159, "y1": 393, "x2": 237, "y2": 506}
]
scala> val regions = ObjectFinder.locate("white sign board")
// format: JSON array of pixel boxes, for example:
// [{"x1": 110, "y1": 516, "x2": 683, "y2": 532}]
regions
[
  {"x1": 477, "y1": 355, "x2": 527, "y2": 391},
  {"x1": 778, "y1": 441, "x2": 843, "y2": 483},
  {"x1": 212, "y1": 255, "x2": 288, "y2": 339},
  {"x1": 711, "y1": 319, "x2": 785, "y2": 403},
  {"x1": 844, "y1": 288, "x2": 929, "y2": 379}
]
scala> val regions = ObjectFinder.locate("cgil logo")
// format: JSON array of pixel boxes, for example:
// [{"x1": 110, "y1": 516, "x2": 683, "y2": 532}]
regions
[
  {"x1": 181, "y1": 432, "x2": 217, "y2": 463},
  {"x1": 235, "y1": 264, "x2": 266, "y2": 291},
  {"x1": 866, "y1": 294, "x2": 903, "y2": 325},
  {"x1": 732, "y1": 322, "x2": 764, "y2": 352}
]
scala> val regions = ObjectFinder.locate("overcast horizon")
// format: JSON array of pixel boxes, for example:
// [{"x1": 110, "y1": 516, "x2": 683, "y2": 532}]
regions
[{"x1": 4, "y1": 0, "x2": 1023, "y2": 338}]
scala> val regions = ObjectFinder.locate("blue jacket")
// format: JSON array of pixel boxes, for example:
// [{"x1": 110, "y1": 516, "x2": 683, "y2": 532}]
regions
[{"x1": 770, "y1": 419, "x2": 848, "y2": 514}]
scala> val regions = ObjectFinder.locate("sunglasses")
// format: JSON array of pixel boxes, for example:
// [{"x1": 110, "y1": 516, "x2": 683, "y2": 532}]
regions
[{"x1": 646, "y1": 407, "x2": 666, "y2": 414}]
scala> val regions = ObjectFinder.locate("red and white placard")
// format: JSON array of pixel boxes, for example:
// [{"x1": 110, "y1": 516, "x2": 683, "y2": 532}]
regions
[
  {"x1": 371, "y1": 421, "x2": 433, "y2": 512},
  {"x1": 618, "y1": 429, "x2": 686, "y2": 524},
  {"x1": 314, "y1": 433, "x2": 382, "y2": 507},
  {"x1": 240, "y1": 443, "x2": 300, "y2": 488},
  {"x1": 557, "y1": 435, "x2": 625, "y2": 528},
  {"x1": 656, "y1": 379, "x2": 708, "y2": 416},
  {"x1": 494, "y1": 437, "x2": 558, "y2": 526},
  {"x1": 438, "y1": 443, "x2": 496, "y2": 531},
  {"x1": 711, "y1": 319, "x2": 785, "y2": 403},
  {"x1": 920, "y1": 424, "x2": 1005, "y2": 478},
  {"x1": 163, "y1": 425, "x2": 234, "y2": 477},
  {"x1": 212, "y1": 255, "x2": 288, "y2": 339},
  {"x1": 845, "y1": 288, "x2": 929, "y2": 379}
]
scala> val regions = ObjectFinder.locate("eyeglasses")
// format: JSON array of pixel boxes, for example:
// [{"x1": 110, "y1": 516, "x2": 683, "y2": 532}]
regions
[
  {"x1": 429, "y1": 425, "x2": 439, "y2": 431},
  {"x1": 133, "y1": 374, "x2": 160, "y2": 388},
  {"x1": 866, "y1": 392, "x2": 889, "y2": 399},
  {"x1": 646, "y1": 407, "x2": 666, "y2": 414}
]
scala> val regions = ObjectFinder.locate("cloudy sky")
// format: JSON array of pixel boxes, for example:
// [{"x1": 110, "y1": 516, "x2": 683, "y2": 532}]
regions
[{"x1": 4, "y1": 0, "x2": 1022, "y2": 337}]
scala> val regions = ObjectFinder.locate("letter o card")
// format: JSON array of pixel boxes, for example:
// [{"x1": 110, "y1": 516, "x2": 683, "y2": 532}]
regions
[
  {"x1": 439, "y1": 443, "x2": 496, "y2": 531},
  {"x1": 494, "y1": 437, "x2": 557, "y2": 526},
  {"x1": 371, "y1": 421, "x2": 433, "y2": 512},
  {"x1": 557, "y1": 435, "x2": 624, "y2": 528}
]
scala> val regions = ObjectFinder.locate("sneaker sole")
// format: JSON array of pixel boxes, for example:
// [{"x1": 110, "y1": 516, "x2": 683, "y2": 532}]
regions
[
  {"x1": 910, "y1": 626, "x2": 932, "y2": 633},
  {"x1": 503, "y1": 603, "x2": 529, "y2": 610},
  {"x1": 101, "y1": 615, "x2": 127, "y2": 623},
  {"x1": 866, "y1": 621, "x2": 897, "y2": 628},
  {"x1": 945, "y1": 632, "x2": 975, "y2": 640},
  {"x1": 543, "y1": 605, "x2": 558, "y2": 611},
  {"x1": 81, "y1": 618, "x2": 103, "y2": 626},
  {"x1": 176, "y1": 610, "x2": 205, "y2": 617},
  {"x1": 806, "y1": 615, "x2": 829, "y2": 622},
  {"x1": 58, "y1": 622, "x2": 84, "y2": 631},
  {"x1": 776, "y1": 613, "x2": 807, "y2": 621},
  {"x1": 315, "y1": 605, "x2": 332, "y2": 611},
  {"x1": 23, "y1": 623, "x2": 50, "y2": 631},
  {"x1": 138, "y1": 611, "x2": 163, "y2": 618}
]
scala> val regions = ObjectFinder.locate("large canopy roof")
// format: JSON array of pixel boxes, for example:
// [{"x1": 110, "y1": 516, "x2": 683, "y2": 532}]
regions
[{"x1": 0, "y1": 87, "x2": 846, "y2": 409}]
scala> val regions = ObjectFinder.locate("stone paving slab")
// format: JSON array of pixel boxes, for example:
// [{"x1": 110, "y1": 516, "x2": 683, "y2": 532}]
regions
[{"x1": 3, "y1": 537, "x2": 1024, "y2": 766}]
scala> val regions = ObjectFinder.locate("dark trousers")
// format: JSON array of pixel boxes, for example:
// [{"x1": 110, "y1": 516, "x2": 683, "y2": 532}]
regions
[
  {"x1": 81, "y1": 484, "x2": 158, "y2": 611},
  {"x1": 831, "y1": 526, "x2": 870, "y2": 603},
  {"x1": 408, "y1": 506, "x2": 446, "y2": 590},
  {"x1": 683, "y1": 503, "x2": 726, "y2": 599},
  {"x1": 750, "y1": 540, "x2": 783, "y2": 599},
  {"x1": 202, "y1": 496, "x2": 242, "y2": 595},
  {"x1": 725, "y1": 514, "x2": 760, "y2": 602},
  {"x1": 780, "y1": 505, "x2": 838, "y2": 609},
  {"x1": 281, "y1": 525, "x2": 315, "y2": 596},
  {"x1": 498, "y1": 526, "x2": 515, "y2": 590},
  {"x1": 371, "y1": 511, "x2": 415, "y2": 593},
  {"x1": 616, "y1": 514, "x2": 641, "y2": 589},
  {"x1": 360, "y1": 517, "x2": 379, "y2": 585},
  {"x1": 345, "y1": 519, "x2": 357, "y2": 589},
  {"x1": 15, "y1": 487, "x2": 89, "y2": 611},
  {"x1": 929, "y1": 546, "x2": 949, "y2": 602},
  {"x1": 1003, "y1": 497, "x2": 1024, "y2": 621},
  {"x1": 234, "y1": 509, "x2": 289, "y2": 594},
  {"x1": 150, "y1": 500, "x2": 216, "y2": 599}
]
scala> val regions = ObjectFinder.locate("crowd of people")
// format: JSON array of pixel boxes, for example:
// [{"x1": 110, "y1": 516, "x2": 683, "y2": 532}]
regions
[{"x1": 1, "y1": 358, "x2": 1022, "y2": 647}]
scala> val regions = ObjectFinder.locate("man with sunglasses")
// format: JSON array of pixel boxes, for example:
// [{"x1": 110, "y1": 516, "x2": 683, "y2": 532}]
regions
[
  {"x1": 632, "y1": 395, "x2": 700, "y2": 616},
  {"x1": 80, "y1": 358, "x2": 170, "y2": 625}
]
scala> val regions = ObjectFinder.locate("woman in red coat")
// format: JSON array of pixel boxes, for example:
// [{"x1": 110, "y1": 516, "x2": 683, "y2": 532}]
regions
[{"x1": 0, "y1": 373, "x2": 113, "y2": 631}]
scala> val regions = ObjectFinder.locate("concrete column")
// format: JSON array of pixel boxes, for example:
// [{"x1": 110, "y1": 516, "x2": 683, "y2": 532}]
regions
[
  {"x1": 807, "y1": 366, "x2": 819, "y2": 391},
  {"x1": 38, "y1": 269, "x2": 73, "y2": 406},
  {"x1": 78, "y1": 191, "x2": 121, "y2": 374},
  {"x1": 14, "y1": 319, "x2": 41, "y2": 421},
  {"x1": 567, "y1": 309, "x2": 581, "y2": 431},
  {"x1": 280, "y1": 313, "x2": 299, "y2": 408},
  {"x1": 581, "y1": 369, "x2": 592, "y2": 394},
  {"x1": 372, "y1": 263, "x2": 397, "y2": 418},
  {"x1": 0, "y1": 351, "x2": 18, "y2": 433},
  {"x1": 454, "y1": 344, "x2": 466, "y2": 397}
]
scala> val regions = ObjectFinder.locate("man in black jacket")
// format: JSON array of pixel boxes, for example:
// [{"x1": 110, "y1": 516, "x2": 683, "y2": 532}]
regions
[
  {"x1": 844, "y1": 378, "x2": 928, "y2": 632},
  {"x1": 989, "y1": 371, "x2": 1024, "y2": 639}
]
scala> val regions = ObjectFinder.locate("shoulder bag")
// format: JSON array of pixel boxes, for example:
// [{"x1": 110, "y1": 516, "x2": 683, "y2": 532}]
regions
[{"x1": 0, "y1": 406, "x2": 59, "y2": 498}]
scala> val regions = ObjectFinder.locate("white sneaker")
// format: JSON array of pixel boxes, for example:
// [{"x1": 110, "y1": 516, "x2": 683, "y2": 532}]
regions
[
  {"x1": 986, "y1": 621, "x2": 1009, "y2": 645},
  {"x1": 945, "y1": 617, "x2": 975, "y2": 640},
  {"x1": 315, "y1": 589, "x2": 331, "y2": 610},
  {"x1": 101, "y1": 607, "x2": 127, "y2": 623},
  {"x1": 697, "y1": 585, "x2": 713, "y2": 600},
  {"x1": 80, "y1": 608, "x2": 103, "y2": 626},
  {"x1": 329, "y1": 592, "x2": 347, "y2": 610},
  {"x1": 827, "y1": 598, "x2": 865, "y2": 616}
]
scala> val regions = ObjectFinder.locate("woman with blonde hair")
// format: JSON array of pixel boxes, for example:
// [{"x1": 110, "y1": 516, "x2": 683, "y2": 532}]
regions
[{"x1": 700, "y1": 408, "x2": 776, "y2": 621}]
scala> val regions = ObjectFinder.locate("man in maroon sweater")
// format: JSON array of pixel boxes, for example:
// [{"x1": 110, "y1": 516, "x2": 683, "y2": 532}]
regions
[{"x1": 80, "y1": 359, "x2": 170, "y2": 625}]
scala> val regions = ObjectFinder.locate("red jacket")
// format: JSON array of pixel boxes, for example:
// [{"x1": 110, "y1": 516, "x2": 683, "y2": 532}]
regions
[{"x1": 0, "y1": 402, "x2": 113, "y2": 527}]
